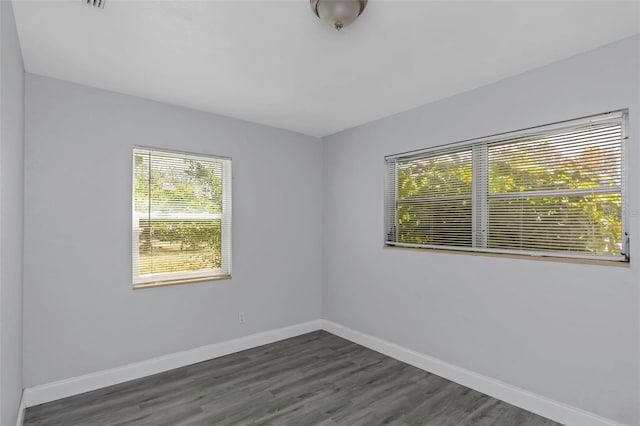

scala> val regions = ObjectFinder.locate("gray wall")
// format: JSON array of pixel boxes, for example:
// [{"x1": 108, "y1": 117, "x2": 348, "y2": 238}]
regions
[
  {"x1": 323, "y1": 36, "x2": 640, "y2": 425},
  {"x1": 23, "y1": 75, "x2": 323, "y2": 387},
  {"x1": 0, "y1": 0, "x2": 25, "y2": 424}
]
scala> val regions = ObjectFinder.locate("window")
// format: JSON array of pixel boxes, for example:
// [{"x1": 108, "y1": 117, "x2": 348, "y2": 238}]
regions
[
  {"x1": 385, "y1": 111, "x2": 628, "y2": 262},
  {"x1": 132, "y1": 148, "x2": 232, "y2": 288}
]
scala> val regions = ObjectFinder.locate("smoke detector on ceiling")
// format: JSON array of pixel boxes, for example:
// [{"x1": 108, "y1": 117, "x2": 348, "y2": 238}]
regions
[{"x1": 84, "y1": 0, "x2": 105, "y2": 9}]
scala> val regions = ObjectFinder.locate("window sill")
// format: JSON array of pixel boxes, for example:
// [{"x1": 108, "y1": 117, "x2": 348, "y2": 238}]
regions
[
  {"x1": 383, "y1": 245, "x2": 630, "y2": 267},
  {"x1": 133, "y1": 274, "x2": 232, "y2": 289}
]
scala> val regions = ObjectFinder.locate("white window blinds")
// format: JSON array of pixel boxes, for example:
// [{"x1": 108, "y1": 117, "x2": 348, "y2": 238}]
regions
[
  {"x1": 385, "y1": 111, "x2": 628, "y2": 262},
  {"x1": 132, "y1": 148, "x2": 232, "y2": 287}
]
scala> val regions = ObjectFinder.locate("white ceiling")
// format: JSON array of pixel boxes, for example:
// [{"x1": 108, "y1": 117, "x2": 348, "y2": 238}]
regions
[{"x1": 12, "y1": 0, "x2": 640, "y2": 137}]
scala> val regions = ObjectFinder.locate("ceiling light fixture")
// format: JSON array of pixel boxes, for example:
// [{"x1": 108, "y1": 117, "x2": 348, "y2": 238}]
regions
[{"x1": 310, "y1": 0, "x2": 368, "y2": 31}]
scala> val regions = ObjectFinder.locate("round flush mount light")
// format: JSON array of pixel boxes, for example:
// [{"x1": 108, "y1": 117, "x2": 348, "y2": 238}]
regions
[{"x1": 310, "y1": 0, "x2": 368, "y2": 31}]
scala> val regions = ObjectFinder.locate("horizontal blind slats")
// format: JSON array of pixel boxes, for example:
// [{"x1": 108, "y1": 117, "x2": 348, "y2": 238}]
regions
[
  {"x1": 133, "y1": 148, "x2": 232, "y2": 285},
  {"x1": 385, "y1": 111, "x2": 626, "y2": 261}
]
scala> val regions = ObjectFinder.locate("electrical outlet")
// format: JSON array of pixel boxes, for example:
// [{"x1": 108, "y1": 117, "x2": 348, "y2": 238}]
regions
[{"x1": 238, "y1": 311, "x2": 245, "y2": 324}]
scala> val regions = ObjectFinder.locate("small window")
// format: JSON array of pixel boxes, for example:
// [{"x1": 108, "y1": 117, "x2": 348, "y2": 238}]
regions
[
  {"x1": 132, "y1": 148, "x2": 232, "y2": 288},
  {"x1": 385, "y1": 111, "x2": 628, "y2": 262}
]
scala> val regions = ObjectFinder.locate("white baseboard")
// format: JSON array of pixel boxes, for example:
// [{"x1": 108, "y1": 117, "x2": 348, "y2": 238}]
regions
[
  {"x1": 24, "y1": 320, "x2": 322, "y2": 408},
  {"x1": 21, "y1": 318, "x2": 626, "y2": 426},
  {"x1": 16, "y1": 390, "x2": 26, "y2": 426},
  {"x1": 321, "y1": 320, "x2": 626, "y2": 426}
]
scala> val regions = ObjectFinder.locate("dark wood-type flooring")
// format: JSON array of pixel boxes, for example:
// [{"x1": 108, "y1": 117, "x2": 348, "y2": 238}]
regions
[{"x1": 24, "y1": 330, "x2": 563, "y2": 425}]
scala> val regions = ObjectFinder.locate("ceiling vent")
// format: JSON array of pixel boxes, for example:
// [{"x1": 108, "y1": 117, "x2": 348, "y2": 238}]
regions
[{"x1": 84, "y1": 0, "x2": 105, "y2": 9}]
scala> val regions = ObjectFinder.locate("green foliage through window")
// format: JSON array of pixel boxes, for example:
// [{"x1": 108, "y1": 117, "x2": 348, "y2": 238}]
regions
[
  {"x1": 133, "y1": 148, "x2": 232, "y2": 285},
  {"x1": 385, "y1": 112, "x2": 627, "y2": 261}
]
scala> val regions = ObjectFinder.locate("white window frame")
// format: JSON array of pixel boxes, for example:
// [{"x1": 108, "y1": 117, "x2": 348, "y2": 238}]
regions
[
  {"x1": 385, "y1": 110, "x2": 629, "y2": 263},
  {"x1": 132, "y1": 147, "x2": 232, "y2": 288}
]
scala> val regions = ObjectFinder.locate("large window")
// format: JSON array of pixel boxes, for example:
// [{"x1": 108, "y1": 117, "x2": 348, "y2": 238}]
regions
[
  {"x1": 385, "y1": 111, "x2": 628, "y2": 262},
  {"x1": 132, "y1": 148, "x2": 232, "y2": 288}
]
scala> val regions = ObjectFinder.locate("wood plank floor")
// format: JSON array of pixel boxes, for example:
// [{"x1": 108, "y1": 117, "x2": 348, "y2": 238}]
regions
[{"x1": 25, "y1": 331, "x2": 563, "y2": 425}]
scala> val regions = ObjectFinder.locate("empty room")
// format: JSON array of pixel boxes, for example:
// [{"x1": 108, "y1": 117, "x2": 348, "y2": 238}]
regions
[{"x1": 1, "y1": 0, "x2": 639, "y2": 425}]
